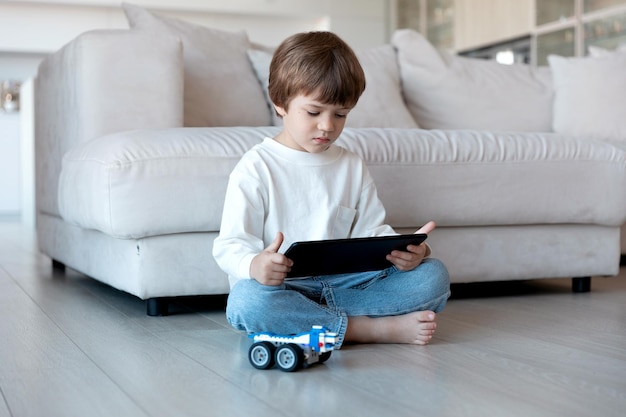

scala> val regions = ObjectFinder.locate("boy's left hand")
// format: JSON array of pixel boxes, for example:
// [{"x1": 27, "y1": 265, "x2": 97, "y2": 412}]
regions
[
  {"x1": 386, "y1": 244, "x2": 429, "y2": 271},
  {"x1": 386, "y1": 221, "x2": 435, "y2": 271}
]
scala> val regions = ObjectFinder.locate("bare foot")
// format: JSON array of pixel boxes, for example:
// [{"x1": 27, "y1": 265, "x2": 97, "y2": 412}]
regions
[{"x1": 344, "y1": 311, "x2": 437, "y2": 345}]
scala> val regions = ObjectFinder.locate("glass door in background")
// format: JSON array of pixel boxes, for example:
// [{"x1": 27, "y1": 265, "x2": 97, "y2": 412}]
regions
[{"x1": 394, "y1": 0, "x2": 454, "y2": 50}]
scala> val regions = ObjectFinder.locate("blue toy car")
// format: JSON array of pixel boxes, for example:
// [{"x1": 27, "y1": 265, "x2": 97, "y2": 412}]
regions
[{"x1": 248, "y1": 325, "x2": 338, "y2": 372}]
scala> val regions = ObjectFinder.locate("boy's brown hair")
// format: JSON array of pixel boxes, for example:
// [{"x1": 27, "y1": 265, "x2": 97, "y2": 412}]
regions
[{"x1": 268, "y1": 31, "x2": 366, "y2": 114}]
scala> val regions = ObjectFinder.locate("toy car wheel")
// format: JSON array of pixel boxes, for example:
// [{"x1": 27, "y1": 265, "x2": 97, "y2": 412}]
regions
[
  {"x1": 249, "y1": 341, "x2": 275, "y2": 370},
  {"x1": 275, "y1": 344, "x2": 303, "y2": 372},
  {"x1": 319, "y1": 351, "x2": 332, "y2": 363}
]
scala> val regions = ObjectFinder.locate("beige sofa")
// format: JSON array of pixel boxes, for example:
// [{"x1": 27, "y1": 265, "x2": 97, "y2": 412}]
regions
[{"x1": 35, "y1": 4, "x2": 626, "y2": 315}]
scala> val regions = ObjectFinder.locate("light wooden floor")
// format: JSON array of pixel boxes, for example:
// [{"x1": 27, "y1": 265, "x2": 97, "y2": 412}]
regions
[{"x1": 1, "y1": 221, "x2": 625, "y2": 417}]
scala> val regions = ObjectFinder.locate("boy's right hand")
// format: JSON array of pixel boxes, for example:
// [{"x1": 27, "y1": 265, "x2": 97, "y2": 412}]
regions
[{"x1": 249, "y1": 232, "x2": 293, "y2": 286}]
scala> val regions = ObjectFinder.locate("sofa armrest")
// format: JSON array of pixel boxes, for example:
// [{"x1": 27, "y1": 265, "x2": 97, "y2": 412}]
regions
[{"x1": 35, "y1": 29, "x2": 183, "y2": 217}]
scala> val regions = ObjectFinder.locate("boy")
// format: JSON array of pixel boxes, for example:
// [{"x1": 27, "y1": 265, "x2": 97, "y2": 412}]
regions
[{"x1": 213, "y1": 31, "x2": 450, "y2": 348}]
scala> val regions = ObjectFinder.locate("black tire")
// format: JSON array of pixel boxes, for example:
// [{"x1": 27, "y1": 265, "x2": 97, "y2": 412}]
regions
[
  {"x1": 319, "y1": 351, "x2": 332, "y2": 363},
  {"x1": 275, "y1": 344, "x2": 303, "y2": 372},
  {"x1": 249, "y1": 341, "x2": 275, "y2": 370}
]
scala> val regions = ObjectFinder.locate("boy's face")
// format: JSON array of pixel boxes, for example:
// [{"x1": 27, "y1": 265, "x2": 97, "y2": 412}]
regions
[{"x1": 273, "y1": 93, "x2": 352, "y2": 153}]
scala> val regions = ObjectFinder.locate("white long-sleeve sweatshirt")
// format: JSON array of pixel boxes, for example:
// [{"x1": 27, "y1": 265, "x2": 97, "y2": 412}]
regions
[{"x1": 212, "y1": 138, "x2": 395, "y2": 287}]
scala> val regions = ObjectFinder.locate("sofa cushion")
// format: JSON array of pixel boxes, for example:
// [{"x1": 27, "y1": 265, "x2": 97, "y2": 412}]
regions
[
  {"x1": 247, "y1": 49, "x2": 283, "y2": 126},
  {"x1": 549, "y1": 52, "x2": 626, "y2": 141},
  {"x1": 58, "y1": 128, "x2": 626, "y2": 239},
  {"x1": 392, "y1": 29, "x2": 553, "y2": 132},
  {"x1": 122, "y1": 2, "x2": 271, "y2": 127},
  {"x1": 588, "y1": 44, "x2": 626, "y2": 57},
  {"x1": 340, "y1": 129, "x2": 626, "y2": 230},
  {"x1": 247, "y1": 45, "x2": 419, "y2": 129},
  {"x1": 58, "y1": 127, "x2": 280, "y2": 239},
  {"x1": 349, "y1": 45, "x2": 419, "y2": 129}
]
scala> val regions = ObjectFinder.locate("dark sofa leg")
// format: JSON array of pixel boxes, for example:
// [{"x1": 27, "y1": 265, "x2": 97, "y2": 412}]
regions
[
  {"x1": 147, "y1": 298, "x2": 169, "y2": 316},
  {"x1": 52, "y1": 259, "x2": 66, "y2": 272},
  {"x1": 572, "y1": 277, "x2": 591, "y2": 293}
]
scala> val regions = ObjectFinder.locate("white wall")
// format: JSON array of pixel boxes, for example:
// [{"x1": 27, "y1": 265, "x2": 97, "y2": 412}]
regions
[
  {"x1": 0, "y1": 0, "x2": 391, "y2": 81},
  {"x1": 0, "y1": 53, "x2": 46, "y2": 81},
  {"x1": 0, "y1": 113, "x2": 20, "y2": 218},
  {"x1": 0, "y1": 0, "x2": 392, "y2": 80}
]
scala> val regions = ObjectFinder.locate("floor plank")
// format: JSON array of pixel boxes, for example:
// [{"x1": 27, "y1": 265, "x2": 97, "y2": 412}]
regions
[
  {"x1": 0, "y1": 398, "x2": 9, "y2": 417},
  {"x1": 1, "y1": 222, "x2": 626, "y2": 417},
  {"x1": 0, "y1": 265, "x2": 148, "y2": 417},
  {"x1": 2, "y1": 266, "x2": 280, "y2": 417}
]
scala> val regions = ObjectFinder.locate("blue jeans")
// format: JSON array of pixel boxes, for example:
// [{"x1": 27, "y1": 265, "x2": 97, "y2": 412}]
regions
[{"x1": 226, "y1": 258, "x2": 451, "y2": 348}]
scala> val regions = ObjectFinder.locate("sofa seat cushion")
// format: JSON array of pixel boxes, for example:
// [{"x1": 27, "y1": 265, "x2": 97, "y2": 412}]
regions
[
  {"x1": 59, "y1": 127, "x2": 279, "y2": 239},
  {"x1": 342, "y1": 130, "x2": 626, "y2": 229},
  {"x1": 58, "y1": 128, "x2": 626, "y2": 239}
]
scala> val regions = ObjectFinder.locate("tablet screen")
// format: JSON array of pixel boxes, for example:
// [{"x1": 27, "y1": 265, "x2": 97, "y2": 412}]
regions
[{"x1": 284, "y1": 234, "x2": 427, "y2": 278}]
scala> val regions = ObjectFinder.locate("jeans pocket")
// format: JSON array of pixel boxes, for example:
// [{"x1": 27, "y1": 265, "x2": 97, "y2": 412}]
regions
[{"x1": 330, "y1": 206, "x2": 356, "y2": 239}]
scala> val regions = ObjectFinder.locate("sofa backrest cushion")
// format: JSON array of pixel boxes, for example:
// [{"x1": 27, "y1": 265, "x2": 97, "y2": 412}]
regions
[
  {"x1": 588, "y1": 44, "x2": 626, "y2": 57},
  {"x1": 392, "y1": 29, "x2": 553, "y2": 132},
  {"x1": 122, "y1": 2, "x2": 271, "y2": 127},
  {"x1": 247, "y1": 45, "x2": 419, "y2": 129},
  {"x1": 247, "y1": 49, "x2": 283, "y2": 126},
  {"x1": 549, "y1": 50, "x2": 626, "y2": 141},
  {"x1": 349, "y1": 45, "x2": 419, "y2": 129}
]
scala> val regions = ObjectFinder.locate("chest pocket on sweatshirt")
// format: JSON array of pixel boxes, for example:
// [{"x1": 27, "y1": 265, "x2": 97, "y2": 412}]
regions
[{"x1": 331, "y1": 206, "x2": 357, "y2": 239}]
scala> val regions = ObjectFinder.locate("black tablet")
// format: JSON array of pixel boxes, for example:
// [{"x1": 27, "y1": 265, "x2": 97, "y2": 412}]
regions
[{"x1": 284, "y1": 234, "x2": 427, "y2": 278}]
